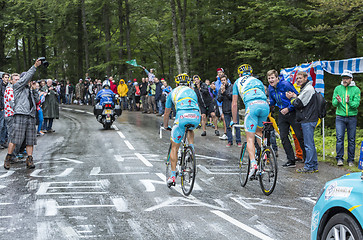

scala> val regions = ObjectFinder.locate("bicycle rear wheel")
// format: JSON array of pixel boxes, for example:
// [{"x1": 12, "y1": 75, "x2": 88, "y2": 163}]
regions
[
  {"x1": 259, "y1": 147, "x2": 278, "y2": 195},
  {"x1": 181, "y1": 146, "x2": 196, "y2": 196},
  {"x1": 165, "y1": 143, "x2": 172, "y2": 188},
  {"x1": 239, "y1": 142, "x2": 250, "y2": 187}
]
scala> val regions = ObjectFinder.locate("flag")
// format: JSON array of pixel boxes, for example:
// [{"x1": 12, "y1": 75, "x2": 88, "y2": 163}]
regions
[
  {"x1": 280, "y1": 61, "x2": 325, "y2": 95},
  {"x1": 321, "y1": 57, "x2": 363, "y2": 75},
  {"x1": 126, "y1": 59, "x2": 141, "y2": 67}
]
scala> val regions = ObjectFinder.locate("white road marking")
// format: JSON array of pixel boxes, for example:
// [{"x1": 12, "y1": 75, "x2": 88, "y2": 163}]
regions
[
  {"x1": 86, "y1": 112, "x2": 93, "y2": 115},
  {"x1": 117, "y1": 131, "x2": 125, "y2": 139},
  {"x1": 30, "y1": 168, "x2": 74, "y2": 178},
  {"x1": 140, "y1": 179, "x2": 165, "y2": 192},
  {"x1": 196, "y1": 154, "x2": 228, "y2": 162},
  {"x1": 114, "y1": 155, "x2": 124, "y2": 162},
  {"x1": 0, "y1": 203, "x2": 13, "y2": 205},
  {"x1": 197, "y1": 165, "x2": 213, "y2": 174},
  {"x1": 0, "y1": 185, "x2": 5, "y2": 189},
  {"x1": 0, "y1": 216, "x2": 13, "y2": 219},
  {"x1": 74, "y1": 109, "x2": 85, "y2": 113},
  {"x1": 124, "y1": 140, "x2": 135, "y2": 150},
  {"x1": 231, "y1": 197, "x2": 256, "y2": 210},
  {"x1": 231, "y1": 196, "x2": 298, "y2": 210},
  {"x1": 211, "y1": 210, "x2": 274, "y2": 240},
  {"x1": 0, "y1": 170, "x2": 15, "y2": 178},
  {"x1": 62, "y1": 107, "x2": 72, "y2": 110},
  {"x1": 135, "y1": 153, "x2": 153, "y2": 167},
  {"x1": 112, "y1": 125, "x2": 119, "y2": 131},
  {"x1": 36, "y1": 181, "x2": 108, "y2": 195},
  {"x1": 90, "y1": 167, "x2": 148, "y2": 176},
  {"x1": 300, "y1": 197, "x2": 317, "y2": 204},
  {"x1": 59, "y1": 158, "x2": 83, "y2": 164},
  {"x1": 145, "y1": 197, "x2": 225, "y2": 212}
]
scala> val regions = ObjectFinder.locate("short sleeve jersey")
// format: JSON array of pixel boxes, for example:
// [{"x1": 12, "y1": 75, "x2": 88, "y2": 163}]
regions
[
  {"x1": 233, "y1": 75, "x2": 267, "y2": 104},
  {"x1": 165, "y1": 86, "x2": 199, "y2": 111}
]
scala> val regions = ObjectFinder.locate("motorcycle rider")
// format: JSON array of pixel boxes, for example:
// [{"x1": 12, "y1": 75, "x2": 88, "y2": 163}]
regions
[{"x1": 95, "y1": 80, "x2": 116, "y2": 108}]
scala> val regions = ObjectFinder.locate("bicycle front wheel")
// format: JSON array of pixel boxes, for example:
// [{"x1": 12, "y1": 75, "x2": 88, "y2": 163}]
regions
[
  {"x1": 259, "y1": 147, "x2": 278, "y2": 196},
  {"x1": 239, "y1": 142, "x2": 250, "y2": 187},
  {"x1": 165, "y1": 143, "x2": 172, "y2": 188},
  {"x1": 181, "y1": 146, "x2": 196, "y2": 196}
]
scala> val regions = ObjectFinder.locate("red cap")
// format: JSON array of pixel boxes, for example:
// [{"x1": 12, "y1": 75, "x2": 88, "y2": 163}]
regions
[
  {"x1": 161, "y1": 78, "x2": 165, "y2": 81},
  {"x1": 133, "y1": 78, "x2": 137, "y2": 82},
  {"x1": 216, "y1": 68, "x2": 224, "y2": 72}
]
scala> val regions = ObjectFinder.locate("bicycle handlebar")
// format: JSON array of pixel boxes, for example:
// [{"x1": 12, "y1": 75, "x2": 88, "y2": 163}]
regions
[
  {"x1": 232, "y1": 124, "x2": 244, "y2": 128},
  {"x1": 159, "y1": 126, "x2": 172, "y2": 138}
]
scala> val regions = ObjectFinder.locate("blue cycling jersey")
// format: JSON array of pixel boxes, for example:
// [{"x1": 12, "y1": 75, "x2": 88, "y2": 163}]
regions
[
  {"x1": 96, "y1": 88, "x2": 115, "y2": 106},
  {"x1": 165, "y1": 86, "x2": 199, "y2": 111},
  {"x1": 232, "y1": 75, "x2": 267, "y2": 104}
]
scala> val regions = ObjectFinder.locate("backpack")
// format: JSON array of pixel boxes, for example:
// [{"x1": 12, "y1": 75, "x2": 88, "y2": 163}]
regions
[{"x1": 315, "y1": 91, "x2": 326, "y2": 118}]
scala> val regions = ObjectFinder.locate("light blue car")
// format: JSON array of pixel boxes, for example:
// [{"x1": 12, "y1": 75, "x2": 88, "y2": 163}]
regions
[{"x1": 311, "y1": 172, "x2": 363, "y2": 240}]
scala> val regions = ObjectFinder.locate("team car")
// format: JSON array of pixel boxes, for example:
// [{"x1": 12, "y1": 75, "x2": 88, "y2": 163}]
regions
[{"x1": 311, "y1": 172, "x2": 363, "y2": 240}]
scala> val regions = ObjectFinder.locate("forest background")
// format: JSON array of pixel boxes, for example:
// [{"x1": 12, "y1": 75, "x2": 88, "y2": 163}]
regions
[{"x1": 0, "y1": 0, "x2": 362, "y2": 128}]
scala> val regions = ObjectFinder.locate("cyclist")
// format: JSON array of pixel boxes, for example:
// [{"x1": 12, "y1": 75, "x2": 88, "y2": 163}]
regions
[
  {"x1": 230, "y1": 64, "x2": 269, "y2": 179},
  {"x1": 163, "y1": 74, "x2": 201, "y2": 186}
]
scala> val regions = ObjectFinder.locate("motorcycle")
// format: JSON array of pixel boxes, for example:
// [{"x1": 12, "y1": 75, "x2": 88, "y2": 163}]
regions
[{"x1": 94, "y1": 98, "x2": 122, "y2": 129}]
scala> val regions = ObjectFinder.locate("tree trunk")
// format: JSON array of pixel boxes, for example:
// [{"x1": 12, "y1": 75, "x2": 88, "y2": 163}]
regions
[
  {"x1": 195, "y1": 0, "x2": 204, "y2": 73},
  {"x1": 103, "y1": 2, "x2": 111, "y2": 76},
  {"x1": 40, "y1": 12, "x2": 47, "y2": 76},
  {"x1": 125, "y1": 0, "x2": 132, "y2": 78},
  {"x1": 81, "y1": 0, "x2": 89, "y2": 71},
  {"x1": 118, "y1": 0, "x2": 124, "y2": 74},
  {"x1": 170, "y1": 0, "x2": 182, "y2": 74},
  {"x1": 176, "y1": 0, "x2": 188, "y2": 73},
  {"x1": 77, "y1": 2, "x2": 84, "y2": 79},
  {"x1": 54, "y1": 47, "x2": 58, "y2": 79},
  {"x1": 15, "y1": 38, "x2": 20, "y2": 72},
  {"x1": 27, "y1": 35, "x2": 31, "y2": 67},
  {"x1": 34, "y1": 18, "x2": 39, "y2": 57},
  {"x1": 22, "y1": 37, "x2": 27, "y2": 69}
]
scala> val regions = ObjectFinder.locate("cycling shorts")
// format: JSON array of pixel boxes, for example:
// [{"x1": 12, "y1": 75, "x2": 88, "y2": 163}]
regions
[
  {"x1": 244, "y1": 100, "x2": 269, "y2": 133},
  {"x1": 171, "y1": 110, "x2": 201, "y2": 144}
]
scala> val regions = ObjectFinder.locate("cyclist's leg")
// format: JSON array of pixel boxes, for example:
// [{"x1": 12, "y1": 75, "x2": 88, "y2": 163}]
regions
[{"x1": 244, "y1": 105, "x2": 258, "y2": 162}]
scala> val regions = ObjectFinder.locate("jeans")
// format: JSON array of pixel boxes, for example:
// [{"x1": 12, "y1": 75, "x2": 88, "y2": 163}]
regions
[
  {"x1": 65, "y1": 94, "x2": 71, "y2": 104},
  {"x1": 157, "y1": 99, "x2": 163, "y2": 114},
  {"x1": 121, "y1": 97, "x2": 128, "y2": 110},
  {"x1": 0, "y1": 110, "x2": 7, "y2": 144},
  {"x1": 278, "y1": 111, "x2": 305, "y2": 162},
  {"x1": 224, "y1": 113, "x2": 241, "y2": 144},
  {"x1": 336, "y1": 115, "x2": 357, "y2": 163},
  {"x1": 301, "y1": 121, "x2": 318, "y2": 170},
  {"x1": 44, "y1": 118, "x2": 54, "y2": 131},
  {"x1": 37, "y1": 108, "x2": 44, "y2": 133}
]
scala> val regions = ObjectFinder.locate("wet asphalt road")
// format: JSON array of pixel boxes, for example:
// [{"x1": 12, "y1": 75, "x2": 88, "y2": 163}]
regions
[{"x1": 0, "y1": 105, "x2": 350, "y2": 240}]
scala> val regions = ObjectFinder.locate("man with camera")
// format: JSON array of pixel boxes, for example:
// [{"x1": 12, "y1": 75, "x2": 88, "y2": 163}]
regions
[{"x1": 4, "y1": 59, "x2": 42, "y2": 170}]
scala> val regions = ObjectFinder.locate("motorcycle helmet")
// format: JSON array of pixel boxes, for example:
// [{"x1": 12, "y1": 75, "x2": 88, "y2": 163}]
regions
[
  {"x1": 102, "y1": 80, "x2": 110, "y2": 88},
  {"x1": 237, "y1": 64, "x2": 253, "y2": 76},
  {"x1": 175, "y1": 73, "x2": 190, "y2": 86}
]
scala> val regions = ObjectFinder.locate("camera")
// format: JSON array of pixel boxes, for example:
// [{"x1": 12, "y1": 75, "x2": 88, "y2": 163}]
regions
[{"x1": 38, "y1": 57, "x2": 49, "y2": 68}]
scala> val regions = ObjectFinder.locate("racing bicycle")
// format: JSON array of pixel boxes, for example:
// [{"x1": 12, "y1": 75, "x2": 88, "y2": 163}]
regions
[
  {"x1": 160, "y1": 124, "x2": 196, "y2": 196},
  {"x1": 233, "y1": 122, "x2": 278, "y2": 195}
]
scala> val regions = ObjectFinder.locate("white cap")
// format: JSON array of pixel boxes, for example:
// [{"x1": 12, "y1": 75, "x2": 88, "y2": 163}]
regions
[{"x1": 341, "y1": 70, "x2": 353, "y2": 78}]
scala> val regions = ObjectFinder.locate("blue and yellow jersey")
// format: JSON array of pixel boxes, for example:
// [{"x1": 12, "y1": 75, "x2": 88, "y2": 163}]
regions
[
  {"x1": 233, "y1": 75, "x2": 267, "y2": 104},
  {"x1": 165, "y1": 86, "x2": 199, "y2": 111}
]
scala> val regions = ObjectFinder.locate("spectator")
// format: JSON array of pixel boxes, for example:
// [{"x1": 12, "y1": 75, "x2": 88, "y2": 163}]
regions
[
  {"x1": 268, "y1": 69, "x2": 305, "y2": 168},
  {"x1": 4, "y1": 59, "x2": 41, "y2": 170},
  {"x1": 332, "y1": 70, "x2": 361, "y2": 167},
  {"x1": 161, "y1": 80, "x2": 172, "y2": 116},
  {"x1": 75, "y1": 79, "x2": 84, "y2": 104},
  {"x1": 127, "y1": 80, "x2": 136, "y2": 111},
  {"x1": 217, "y1": 75, "x2": 241, "y2": 147},
  {"x1": 142, "y1": 66, "x2": 155, "y2": 82},
  {"x1": 0, "y1": 73, "x2": 10, "y2": 149},
  {"x1": 286, "y1": 71, "x2": 319, "y2": 173},
  {"x1": 140, "y1": 78, "x2": 149, "y2": 113},
  {"x1": 59, "y1": 82, "x2": 66, "y2": 104},
  {"x1": 147, "y1": 79, "x2": 157, "y2": 114},
  {"x1": 35, "y1": 82, "x2": 46, "y2": 136},
  {"x1": 41, "y1": 79, "x2": 59, "y2": 133},
  {"x1": 215, "y1": 68, "x2": 230, "y2": 140},
  {"x1": 65, "y1": 81, "x2": 74, "y2": 105},
  {"x1": 88, "y1": 80, "x2": 94, "y2": 105},
  {"x1": 83, "y1": 79, "x2": 90, "y2": 105},
  {"x1": 95, "y1": 79, "x2": 102, "y2": 94},
  {"x1": 155, "y1": 78, "x2": 163, "y2": 116},
  {"x1": 134, "y1": 81, "x2": 141, "y2": 111},
  {"x1": 291, "y1": 81, "x2": 304, "y2": 162},
  {"x1": 117, "y1": 79, "x2": 128, "y2": 110},
  {"x1": 109, "y1": 76, "x2": 118, "y2": 94},
  {"x1": 193, "y1": 75, "x2": 219, "y2": 136}
]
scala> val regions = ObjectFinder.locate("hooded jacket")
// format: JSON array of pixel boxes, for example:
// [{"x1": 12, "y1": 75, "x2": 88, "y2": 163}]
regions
[
  {"x1": 290, "y1": 81, "x2": 318, "y2": 123},
  {"x1": 13, "y1": 66, "x2": 39, "y2": 118},
  {"x1": 217, "y1": 82, "x2": 233, "y2": 114},
  {"x1": 117, "y1": 80, "x2": 128, "y2": 97},
  {"x1": 332, "y1": 81, "x2": 361, "y2": 117}
]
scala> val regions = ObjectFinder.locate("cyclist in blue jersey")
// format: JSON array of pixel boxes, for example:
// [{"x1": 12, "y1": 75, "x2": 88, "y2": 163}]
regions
[
  {"x1": 230, "y1": 64, "x2": 269, "y2": 179},
  {"x1": 163, "y1": 74, "x2": 201, "y2": 186}
]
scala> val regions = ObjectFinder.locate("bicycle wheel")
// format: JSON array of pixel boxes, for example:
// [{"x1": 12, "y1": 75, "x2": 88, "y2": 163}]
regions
[
  {"x1": 239, "y1": 142, "x2": 250, "y2": 187},
  {"x1": 258, "y1": 147, "x2": 278, "y2": 195},
  {"x1": 180, "y1": 146, "x2": 196, "y2": 196},
  {"x1": 165, "y1": 143, "x2": 172, "y2": 188}
]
